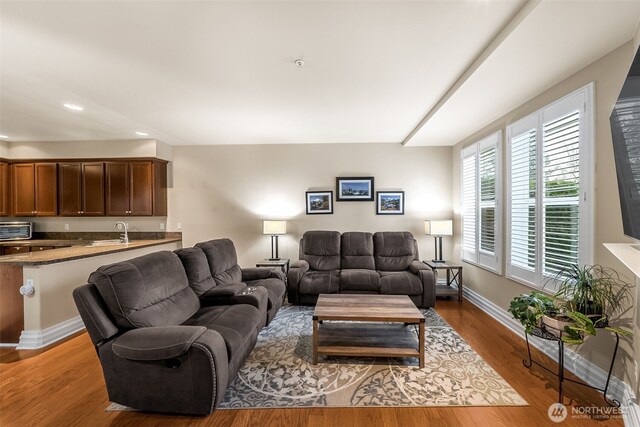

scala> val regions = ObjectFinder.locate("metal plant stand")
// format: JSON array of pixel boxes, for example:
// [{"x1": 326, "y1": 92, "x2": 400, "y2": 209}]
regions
[{"x1": 522, "y1": 326, "x2": 621, "y2": 407}]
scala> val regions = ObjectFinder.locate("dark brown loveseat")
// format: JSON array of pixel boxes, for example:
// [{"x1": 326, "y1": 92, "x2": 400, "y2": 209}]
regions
[
  {"x1": 72, "y1": 239, "x2": 286, "y2": 415},
  {"x1": 287, "y1": 231, "x2": 435, "y2": 308}
]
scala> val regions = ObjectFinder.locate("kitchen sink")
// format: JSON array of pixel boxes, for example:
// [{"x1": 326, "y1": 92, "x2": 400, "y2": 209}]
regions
[{"x1": 85, "y1": 239, "x2": 126, "y2": 247}]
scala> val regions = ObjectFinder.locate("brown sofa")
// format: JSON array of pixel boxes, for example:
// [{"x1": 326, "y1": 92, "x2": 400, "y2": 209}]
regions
[
  {"x1": 72, "y1": 238, "x2": 286, "y2": 415},
  {"x1": 287, "y1": 231, "x2": 436, "y2": 308}
]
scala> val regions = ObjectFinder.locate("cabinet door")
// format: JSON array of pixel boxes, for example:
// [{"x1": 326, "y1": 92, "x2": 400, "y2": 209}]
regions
[
  {"x1": 0, "y1": 162, "x2": 9, "y2": 216},
  {"x1": 82, "y1": 162, "x2": 105, "y2": 216},
  {"x1": 105, "y1": 162, "x2": 130, "y2": 216},
  {"x1": 58, "y1": 163, "x2": 82, "y2": 216},
  {"x1": 130, "y1": 161, "x2": 153, "y2": 215},
  {"x1": 11, "y1": 163, "x2": 35, "y2": 216},
  {"x1": 153, "y1": 161, "x2": 168, "y2": 216},
  {"x1": 35, "y1": 163, "x2": 57, "y2": 216},
  {"x1": 3, "y1": 246, "x2": 30, "y2": 254}
]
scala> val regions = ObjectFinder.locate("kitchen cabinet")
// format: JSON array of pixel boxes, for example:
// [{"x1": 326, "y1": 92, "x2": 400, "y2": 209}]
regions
[
  {"x1": 106, "y1": 160, "x2": 167, "y2": 216},
  {"x1": 1, "y1": 246, "x2": 30, "y2": 255},
  {"x1": 11, "y1": 163, "x2": 57, "y2": 216},
  {"x1": 0, "y1": 161, "x2": 9, "y2": 216},
  {"x1": 58, "y1": 162, "x2": 104, "y2": 216}
]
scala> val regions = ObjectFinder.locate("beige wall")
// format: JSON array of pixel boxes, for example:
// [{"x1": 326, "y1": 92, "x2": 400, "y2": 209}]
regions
[
  {"x1": 0, "y1": 140, "x2": 9, "y2": 158},
  {"x1": 451, "y1": 42, "x2": 639, "y2": 394},
  {"x1": 169, "y1": 143, "x2": 452, "y2": 266}
]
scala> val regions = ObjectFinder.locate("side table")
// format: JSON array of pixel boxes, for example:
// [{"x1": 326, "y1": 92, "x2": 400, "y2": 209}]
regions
[
  {"x1": 256, "y1": 259, "x2": 290, "y2": 275},
  {"x1": 423, "y1": 261, "x2": 463, "y2": 303}
]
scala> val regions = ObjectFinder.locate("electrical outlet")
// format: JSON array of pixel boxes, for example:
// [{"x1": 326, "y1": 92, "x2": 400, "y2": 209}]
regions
[
  {"x1": 26, "y1": 279, "x2": 33, "y2": 287},
  {"x1": 177, "y1": 222, "x2": 182, "y2": 230},
  {"x1": 64, "y1": 224, "x2": 69, "y2": 230},
  {"x1": 160, "y1": 223, "x2": 165, "y2": 230}
]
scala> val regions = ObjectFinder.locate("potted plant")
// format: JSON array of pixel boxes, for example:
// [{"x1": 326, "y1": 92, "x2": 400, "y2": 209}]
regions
[
  {"x1": 508, "y1": 291, "x2": 556, "y2": 334},
  {"x1": 551, "y1": 263, "x2": 634, "y2": 338}
]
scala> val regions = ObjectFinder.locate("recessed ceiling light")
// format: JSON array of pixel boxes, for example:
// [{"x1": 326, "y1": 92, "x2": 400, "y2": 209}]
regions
[
  {"x1": 0, "y1": 135, "x2": 8, "y2": 139},
  {"x1": 135, "y1": 131, "x2": 149, "y2": 136},
  {"x1": 64, "y1": 103, "x2": 84, "y2": 111}
]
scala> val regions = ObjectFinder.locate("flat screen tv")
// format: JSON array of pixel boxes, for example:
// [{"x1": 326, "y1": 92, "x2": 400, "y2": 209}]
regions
[{"x1": 610, "y1": 47, "x2": 640, "y2": 241}]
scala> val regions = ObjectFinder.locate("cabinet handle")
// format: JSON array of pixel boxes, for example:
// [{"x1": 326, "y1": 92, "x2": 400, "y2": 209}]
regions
[{"x1": 80, "y1": 211, "x2": 84, "y2": 214}]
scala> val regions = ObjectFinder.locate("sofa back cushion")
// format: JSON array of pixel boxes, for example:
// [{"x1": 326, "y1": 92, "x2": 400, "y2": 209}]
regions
[
  {"x1": 195, "y1": 239, "x2": 242, "y2": 286},
  {"x1": 374, "y1": 231, "x2": 417, "y2": 271},
  {"x1": 300, "y1": 231, "x2": 341, "y2": 271},
  {"x1": 89, "y1": 251, "x2": 200, "y2": 329},
  {"x1": 174, "y1": 247, "x2": 218, "y2": 296},
  {"x1": 341, "y1": 232, "x2": 375, "y2": 270}
]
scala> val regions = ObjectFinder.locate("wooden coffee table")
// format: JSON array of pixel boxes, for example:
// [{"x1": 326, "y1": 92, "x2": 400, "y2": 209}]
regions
[{"x1": 312, "y1": 294, "x2": 425, "y2": 368}]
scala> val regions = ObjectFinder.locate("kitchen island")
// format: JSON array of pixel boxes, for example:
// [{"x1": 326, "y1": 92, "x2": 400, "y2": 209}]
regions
[{"x1": 0, "y1": 233, "x2": 182, "y2": 349}]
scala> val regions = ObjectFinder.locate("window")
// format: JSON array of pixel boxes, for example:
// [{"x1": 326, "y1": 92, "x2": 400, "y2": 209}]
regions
[
  {"x1": 461, "y1": 131, "x2": 502, "y2": 273},
  {"x1": 506, "y1": 83, "x2": 594, "y2": 289}
]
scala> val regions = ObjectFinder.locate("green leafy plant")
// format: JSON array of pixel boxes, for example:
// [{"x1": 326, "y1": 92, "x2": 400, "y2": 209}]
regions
[
  {"x1": 508, "y1": 291, "x2": 556, "y2": 334},
  {"x1": 552, "y1": 264, "x2": 634, "y2": 317}
]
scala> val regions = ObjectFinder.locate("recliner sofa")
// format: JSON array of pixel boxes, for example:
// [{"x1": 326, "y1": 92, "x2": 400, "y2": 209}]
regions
[
  {"x1": 72, "y1": 238, "x2": 286, "y2": 415},
  {"x1": 287, "y1": 231, "x2": 436, "y2": 308}
]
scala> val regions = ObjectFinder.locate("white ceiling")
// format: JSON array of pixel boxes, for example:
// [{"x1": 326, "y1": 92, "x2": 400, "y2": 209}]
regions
[{"x1": 1, "y1": 1, "x2": 639, "y2": 147}]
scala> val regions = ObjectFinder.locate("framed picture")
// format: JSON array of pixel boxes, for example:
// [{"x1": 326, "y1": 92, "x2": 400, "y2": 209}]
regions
[
  {"x1": 336, "y1": 177, "x2": 374, "y2": 201},
  {"x1": 306, "y1": 191, "x2": 333, "y2": 214},
  {"x1": 376, "y1": 191, "x2": 404, "y2": 215}
]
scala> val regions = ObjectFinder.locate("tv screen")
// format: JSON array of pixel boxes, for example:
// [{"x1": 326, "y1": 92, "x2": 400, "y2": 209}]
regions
[{"x1": 610, "y1": 47, "x2": 640, "y2": 241}]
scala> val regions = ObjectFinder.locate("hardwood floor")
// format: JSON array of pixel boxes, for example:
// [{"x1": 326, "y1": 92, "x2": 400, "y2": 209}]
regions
[{"x1": 0, "y1": 299, "x2": 625, "y2": 426}]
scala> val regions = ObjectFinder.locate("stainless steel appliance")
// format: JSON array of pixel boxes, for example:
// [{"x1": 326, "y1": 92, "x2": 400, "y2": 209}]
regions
[{"x1": 0, "y1": 222, "x2": 33, "y2": 241}]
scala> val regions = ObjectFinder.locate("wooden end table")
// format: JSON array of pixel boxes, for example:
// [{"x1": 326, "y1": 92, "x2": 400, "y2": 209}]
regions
[
  {"x1": 312, "y1": 294, "x2": 425, "y2": 368},
  {"x1": 423, "y1": 261, "x2": 463, "y2": 303}
]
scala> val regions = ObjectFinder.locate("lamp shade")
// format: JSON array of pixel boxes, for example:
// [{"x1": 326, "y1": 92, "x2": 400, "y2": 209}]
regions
[
  {"x1": 425, "y1": 220, "x2": 452, "y2": 236},
  {"x1": 263, "y1": 220, "x2": 287, "y2": 235}
]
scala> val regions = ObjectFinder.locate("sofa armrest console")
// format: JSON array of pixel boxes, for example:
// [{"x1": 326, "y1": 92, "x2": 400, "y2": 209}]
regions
[{"x1": 112, "y1": 325, "x2": 208, "y2": 361}]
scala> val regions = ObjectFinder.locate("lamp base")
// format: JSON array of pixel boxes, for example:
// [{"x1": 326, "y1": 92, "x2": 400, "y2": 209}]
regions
[
  {"x1": 268, "y1": 257, "x2": 281, "y2": 261},
  {"x1": 432, "y1": 259, "x2": 446, "y2": 263}
]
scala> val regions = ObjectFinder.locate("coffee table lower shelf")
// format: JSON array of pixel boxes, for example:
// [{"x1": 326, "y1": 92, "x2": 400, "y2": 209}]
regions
[{"x1": 312, "y1": 322, "x2": 424, "y2": 368}]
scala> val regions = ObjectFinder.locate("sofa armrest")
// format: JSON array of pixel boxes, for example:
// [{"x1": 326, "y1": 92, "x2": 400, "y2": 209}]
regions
[
  {"x1": 415, "y1": 266, "x2": 436, "y2": 308},
  {"x1": 409, "y1": 260, "x2": 431, "y2": 274},
  {"x1": 112, "y1": 325, "x2": 208, "y2": 361},
  {"x1": 287, "y1": 260, "x2": 309, "y2": 286}
]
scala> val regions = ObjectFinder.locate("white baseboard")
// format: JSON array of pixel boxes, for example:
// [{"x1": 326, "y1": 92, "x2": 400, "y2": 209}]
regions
[
  {"x1": 16, "y1": 316, "x2": 85, "y2": 350},
  {"x1": 462, "y1": 287, "x2": 638, "y2": 426}
]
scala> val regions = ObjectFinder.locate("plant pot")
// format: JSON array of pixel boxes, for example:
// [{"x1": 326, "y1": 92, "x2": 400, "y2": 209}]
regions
[{"x1": 542, "y1": 315, "x2": 573, "y2": 338}]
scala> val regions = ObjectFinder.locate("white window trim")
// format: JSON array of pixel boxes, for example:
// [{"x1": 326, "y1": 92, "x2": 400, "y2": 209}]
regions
[
  {"x1": 505, "y1": 83, "x2": 595, "y2": 291},
  {"x1": 460, "y1": 130, "x2": 502, "y2": 274}
]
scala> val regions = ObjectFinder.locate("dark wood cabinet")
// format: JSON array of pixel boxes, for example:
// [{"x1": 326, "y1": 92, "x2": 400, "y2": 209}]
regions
[
  {"x1": 1, "y1": 246, "x2": 30, "y2": 255},
  {"x1": 59, "y1": 162, "x2": 104, "y2": 216},
  {"x1": 11, "y1": 163, "x2": 57, "y2": 216},
  {"x1": 6, "y1": 159, "x2": 166, "y2": 217},
  {"x1": 106, "y1": 160, "x2": 166, "y2": 216},
  {"x1": 0, "y1": 161, "x2": 9, "y2": 217}
]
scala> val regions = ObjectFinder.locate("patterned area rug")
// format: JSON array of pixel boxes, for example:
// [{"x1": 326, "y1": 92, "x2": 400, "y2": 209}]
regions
[{"x1": 107, "y1": 305, "x2": 527, "y2": 411}]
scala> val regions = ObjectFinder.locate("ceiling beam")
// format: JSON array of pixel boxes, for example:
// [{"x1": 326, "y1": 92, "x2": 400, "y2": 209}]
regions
[{"x1": 402, "y1": 0, "x2": 540, "y2": 146}]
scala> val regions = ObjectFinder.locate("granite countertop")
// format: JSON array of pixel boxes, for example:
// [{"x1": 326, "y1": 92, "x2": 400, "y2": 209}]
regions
[{"x1": 0, "y1": 232, "x2": 182, "y2": 266}]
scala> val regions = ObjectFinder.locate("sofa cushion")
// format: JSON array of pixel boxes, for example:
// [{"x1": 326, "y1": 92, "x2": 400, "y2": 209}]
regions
[
  {"x1": 298, "y1": 270, "x2": 340, "y2": 295},
  {"x1": 89, "y1": 251, "x2": 200, "y2": 329},
  {"x1": 339, "y1": 269, "x2": 380, "y2": 292},
  {"x1": 174, "y1": 247, "x2": 217, "y2": 296},
  {"x1": 196, "y1": 239, "x2": 242, "y2": 286},
  {"x1": 301, "y1": 231, "x2": 341, "y2": 271},
  {"x1": 183, "y1": 304, "x2": 261, "y2": 377},
  {"x1": 341, "y1": 232, "x2": 375, "y2": 270},
  {"x1": 378, "y1": 271, "x2": 423, "y2": 295},
  {"x1": 374, "y1": 231, "x2": 416, "y2": 271}
]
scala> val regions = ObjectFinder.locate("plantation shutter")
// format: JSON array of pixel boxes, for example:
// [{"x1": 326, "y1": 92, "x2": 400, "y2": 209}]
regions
[
  {"x1": 506, "y1": 83, "x2": 593, "y2": 288},
  {"x1": 508, "y1": 126, "x2": 537, "y2": 285},
  {"x1": 461, "y1": 131, "x2": 501, "y2": 272},
  {"x1": 542, "y1": 111, "x2": 580, "y2": 277},
  {"x1": 461, "y1": 146, "x2": 477, "y2": 262}
]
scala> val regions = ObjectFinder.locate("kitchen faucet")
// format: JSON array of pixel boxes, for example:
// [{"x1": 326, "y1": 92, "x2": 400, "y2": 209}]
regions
[{"x1": 114, "y1": 221, "x2": 129, "y2": 244}]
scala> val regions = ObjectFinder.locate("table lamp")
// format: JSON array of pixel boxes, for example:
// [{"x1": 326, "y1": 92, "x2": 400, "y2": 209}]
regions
[
  {"x1": 263, "y1": 220, "x2": 286, "y2": 260},
  {"x1": 425, "y1": 220, "x2": 453, "y2": 263}
]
